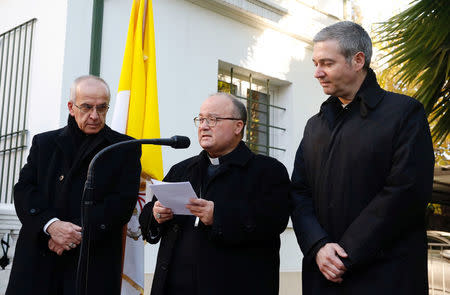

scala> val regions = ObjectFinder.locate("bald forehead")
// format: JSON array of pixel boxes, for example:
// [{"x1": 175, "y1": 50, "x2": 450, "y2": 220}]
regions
[
  {"x1": 77, "y1": 78, "x2": 109, "y2": 93},
  {"x1": 200, "y1": 95, "x2": 234, "y2": 116},
  {"x1": 75, "y1": 79, "x2": 110, "y2": 102}
]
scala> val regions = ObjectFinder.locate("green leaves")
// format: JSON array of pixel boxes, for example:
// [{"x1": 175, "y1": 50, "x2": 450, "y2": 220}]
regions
[{"x1": 375, "y1": 0, "x2": 450, "y2": 142}]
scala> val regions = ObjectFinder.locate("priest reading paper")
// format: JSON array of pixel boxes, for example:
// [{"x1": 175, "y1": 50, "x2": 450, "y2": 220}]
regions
[{"x1": 139, "y1": 92, "x2": 290, "y2": 295}]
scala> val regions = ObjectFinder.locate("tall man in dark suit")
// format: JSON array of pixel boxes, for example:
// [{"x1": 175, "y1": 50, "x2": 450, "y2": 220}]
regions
[
  {"x1": 6, "y1": 75, "x2": 141, "y2": 295},
  {"x1": 140, "y1": 92, "x2": 290, "y2": 295},
  {"x1": 290, "y1": 21, "x2": 435, "y2": 295}
]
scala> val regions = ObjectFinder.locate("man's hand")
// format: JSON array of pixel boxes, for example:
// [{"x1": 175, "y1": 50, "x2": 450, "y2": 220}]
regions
[
  {"x1": 316, "y1": 243, "x2": 348, "y2": 283},
  {"x1": 153, "y1": 201, "x2": 174, "y2": 224},
  {"x1": 48, "y1": 238, "x2": 67, "y2": 255},
  {"x1": 186, "y1": 198, "x2": 214, "y2": 226},
  {"x1": 47, "y1": 220, "x2": 82, "y2": 249}
]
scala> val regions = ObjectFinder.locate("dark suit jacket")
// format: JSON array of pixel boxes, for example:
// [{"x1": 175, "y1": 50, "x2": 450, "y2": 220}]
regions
[
  {"x1": 6, "y1": 123, "x2": 141, "y2": 295},
  {"x1": 140, "y1": 141, "x2": 290, "y2": 295},
  {"x1": 291, "y1": 69, "x2": 434, "y2": 295}
]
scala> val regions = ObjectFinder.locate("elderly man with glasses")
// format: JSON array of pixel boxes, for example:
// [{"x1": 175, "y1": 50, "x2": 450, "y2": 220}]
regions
[
  {"x1": 6, "y1": 75, "x2": 141, "y2": 295},
  {"x1": 140, "y1": 92, "x2": 290, "y2": 295}
]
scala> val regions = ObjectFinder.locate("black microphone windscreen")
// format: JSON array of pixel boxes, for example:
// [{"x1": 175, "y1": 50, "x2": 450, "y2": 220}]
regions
[{"x1": 171, "y1": 136, "x2": 190, "y2": 149}]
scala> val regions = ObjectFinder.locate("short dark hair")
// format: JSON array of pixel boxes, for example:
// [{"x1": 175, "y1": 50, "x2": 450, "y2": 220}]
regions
[
  {"x1": 210, "y1": 92, "x2": 247, "y2": 138},
  {"x1": 313, "y1": 21, "x2": 372, "y2": 70}
]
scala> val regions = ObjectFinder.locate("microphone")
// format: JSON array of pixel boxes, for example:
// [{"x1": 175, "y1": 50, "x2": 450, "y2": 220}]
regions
[
  {"x1": 76, "y1": 135, "x2": 189, "y2": 295},
  {"x1": 170, "y1": 135, "x2": 191, "y2": 149},
  {"x1": 144, "y1": 135, "x2": 190, "y2": 149}
]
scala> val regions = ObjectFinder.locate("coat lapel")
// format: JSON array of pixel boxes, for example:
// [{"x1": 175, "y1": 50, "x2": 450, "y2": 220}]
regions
[
  {"x1": 54, "y1": 125, "x2": 117, "y2": 191},
  {"x1": 54, "y1": 126, "x2": 74, "y2": 173}
]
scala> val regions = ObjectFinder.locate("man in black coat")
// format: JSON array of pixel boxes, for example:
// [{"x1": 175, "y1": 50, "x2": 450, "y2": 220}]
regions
[
  {"x1": 6, "y1": 76, "x2": 141, "y2": 295},
  {"x1": 139, "y1": 93, "x2": 290, "y2": 295},
  {"x1": 290, "y1": 21, "x2": 434, "y2": 295}
]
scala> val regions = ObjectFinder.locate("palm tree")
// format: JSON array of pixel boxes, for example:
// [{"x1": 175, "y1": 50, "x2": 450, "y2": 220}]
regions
[{"x1": 375, "y1": 0, "x2": 450, "y2": 142}]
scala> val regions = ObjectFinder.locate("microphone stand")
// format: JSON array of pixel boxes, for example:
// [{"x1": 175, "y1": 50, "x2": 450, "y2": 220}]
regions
[{"x1": 76, "y1": 137, "x2": 189, "y2": 295}]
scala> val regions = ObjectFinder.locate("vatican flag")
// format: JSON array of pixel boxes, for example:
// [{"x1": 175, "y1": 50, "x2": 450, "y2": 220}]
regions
[
  {"x1": 111, "y1": 0, "x2": 162, "y2": 294},
  {"x1": 111, "y1": 0, "x2": 163, "y2": 180},
  {"x1": 121, "y1": 175, "x2": 153, "y2": 295}
]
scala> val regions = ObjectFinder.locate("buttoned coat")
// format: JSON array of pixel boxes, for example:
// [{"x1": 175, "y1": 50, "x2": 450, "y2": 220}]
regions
[
  {"x1": 290, "y1": 69, "x2": 434, "y2": 295},
  {"x1": 140, "y1": 141, "x2": 290, "y2": 295},
  {"x1": 6, "y1": 123, "x2": 141, "y2": 295}
]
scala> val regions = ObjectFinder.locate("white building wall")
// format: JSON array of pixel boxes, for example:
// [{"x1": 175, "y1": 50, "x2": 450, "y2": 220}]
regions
[
  {"x1": 59, "y1": 0, "x2": 94, "y2": 126},
  {"x1": 0, "y1": 0, "x2": 68, "y2": 142}
]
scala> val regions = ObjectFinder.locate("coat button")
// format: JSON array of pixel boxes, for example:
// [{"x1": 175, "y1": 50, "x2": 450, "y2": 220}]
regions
[
  {"x1": 30, "y1": 208, "x2": 36, "y2": 214},
  {"x1": 59, "y1": 175, "x2": 64, "y2": 181},
  {"x1": 173, "y1": 224, "x2": 179, "y2": 232},
  {"x1": 100, "y1": 224, "x2": 106, "y2": 230}
]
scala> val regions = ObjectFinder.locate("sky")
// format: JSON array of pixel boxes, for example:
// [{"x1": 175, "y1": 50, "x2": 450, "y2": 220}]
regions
[
  {"x1": 352, "y1": 0, "x2": 413, "y2": 68},
  {"x1": 356, "y1": 0, "x2": 413, "y2": 32}
]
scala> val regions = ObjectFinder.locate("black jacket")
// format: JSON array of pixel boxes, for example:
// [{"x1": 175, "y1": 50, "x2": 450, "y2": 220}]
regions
[
  {"x1": 6, "y1": 121, "x2": 141, "y2": 295},
  {"x1": 291, "y1": 69, "x2": 434, "y2": 295},
  {"x1": 140, "y1": 141, "x2": 290, "y2": 295}
]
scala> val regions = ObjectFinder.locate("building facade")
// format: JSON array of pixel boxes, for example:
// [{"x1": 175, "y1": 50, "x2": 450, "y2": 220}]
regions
[{"x1": 0, "y1": 0, "x2": 344, "y2": 294}]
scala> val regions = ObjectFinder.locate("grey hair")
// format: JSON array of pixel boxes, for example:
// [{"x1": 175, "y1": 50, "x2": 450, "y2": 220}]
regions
[
  {"x1": 209, "y1": 92, "x2": 247, "y2": 138},
  {"x1": 313, "y1": 21, "x2": 372, "y2": 70},
  {"x1": 69, "y1": 75, "x2": 111, "y2": 103}
]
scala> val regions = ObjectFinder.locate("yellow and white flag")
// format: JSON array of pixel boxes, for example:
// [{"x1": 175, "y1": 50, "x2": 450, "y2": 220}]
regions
[
  {"x1": 111, "y1": 0, "x2": 162, "y2": 294},
  {"x1": 121, "y1": 178, "x2": 151, "y2": 295}
]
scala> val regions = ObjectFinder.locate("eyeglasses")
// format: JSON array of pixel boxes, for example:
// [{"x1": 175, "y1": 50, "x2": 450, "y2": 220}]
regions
[
  {"x1": 193, "y1": 116, "x2": 242, "y2": 127},
  {"x1": 73, "y1": 103, "x2": 109, "y2": 114}
]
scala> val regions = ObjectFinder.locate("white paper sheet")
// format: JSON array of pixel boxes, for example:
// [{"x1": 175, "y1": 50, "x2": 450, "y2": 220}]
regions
[{"x1": 148, "y1": 180, "x2": 198, "y2": 215}]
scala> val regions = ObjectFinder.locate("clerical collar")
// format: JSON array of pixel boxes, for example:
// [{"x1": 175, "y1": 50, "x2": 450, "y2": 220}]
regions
[{"x1": 208, "y1": 156, "x2": 220, "y2": 165}]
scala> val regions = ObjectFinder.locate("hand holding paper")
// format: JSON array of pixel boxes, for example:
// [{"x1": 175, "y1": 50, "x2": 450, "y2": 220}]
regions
[
  {"x1": 186, "y1": 198, "x2": 214, "y2": 226},
  {"x1": 153, "y1": 201, "x2": 173, "y2": 223},
  {"x1": 149, "y1": 181, "x2": 198, "y2": 215}
]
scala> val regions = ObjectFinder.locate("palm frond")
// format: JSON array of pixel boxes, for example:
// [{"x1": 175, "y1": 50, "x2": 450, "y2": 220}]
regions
[{"x1": 375, "y1": 0, "x2": 450, "y2": 142}]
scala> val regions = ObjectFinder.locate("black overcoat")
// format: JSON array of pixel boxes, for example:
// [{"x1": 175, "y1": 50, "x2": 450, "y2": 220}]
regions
[
  {"x1": 290, "y1": 69, "x2": 434, "y2": 295},
  {"x1": 140, "y1": 141, "x2": 290, "y2": 295},
  {"x1": 6, "y1": 123, "x2": 141, "y2": 295}
]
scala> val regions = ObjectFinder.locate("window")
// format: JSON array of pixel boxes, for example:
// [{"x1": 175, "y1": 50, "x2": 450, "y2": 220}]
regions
[
  {"x1": 0, "y1": 19, "x2": 35, "y2": 204},
  {"x1": 218, "y1": 65, "x2": 286, "y2": 156}
]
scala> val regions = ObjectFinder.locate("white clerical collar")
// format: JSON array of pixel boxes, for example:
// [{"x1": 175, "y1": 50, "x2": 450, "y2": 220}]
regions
[
  {"x1": 342, "y1": 103, "x2": 349, "y2": 108},
  {"x1": 208, "y1": 156, "x2": 220, "y2": 165}
]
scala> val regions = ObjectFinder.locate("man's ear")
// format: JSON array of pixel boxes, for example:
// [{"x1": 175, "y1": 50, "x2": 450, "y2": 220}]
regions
[
  {"x1": 235, "y1": 121, "x2": 244, "y2": 135},
  {"x1": 68, "y1": 101, "x2": 75, "y2": 116},
  {"x1": 353, "y1": 52, "x2": 365, "y2": 71}
]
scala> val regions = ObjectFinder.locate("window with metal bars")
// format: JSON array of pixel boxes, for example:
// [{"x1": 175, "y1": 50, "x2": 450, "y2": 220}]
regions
[
  {"x1": 218, "y1": 67, "x2": 286, "y2": 156},
  {"x1": 0, "y1": 19, "x2": 35, "y2": 204}
]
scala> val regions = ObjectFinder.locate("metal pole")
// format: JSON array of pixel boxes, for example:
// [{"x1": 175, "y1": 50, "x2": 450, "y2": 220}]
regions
[
  {"x1": 12, "y1": 22, "x2": 29, "y2": 203},
  {"x1": 89, "y1": 0, "x2": 104, "y2": 76},
  {"x1": 0, "y1": 29, "x2": 17, "y2": 201},
  {"x1": 0, "y1": 31, "x2": 6, "y2": 203},
  {"x1": 19, "y1": 20, "x2": 35, "y2": 171},
  {"x1": 5, "y1": 26, "x2": 22, "y2": 203},
  {"x1": 230, "y1": 67, "x2": 233, "y2": 94}
]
